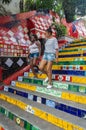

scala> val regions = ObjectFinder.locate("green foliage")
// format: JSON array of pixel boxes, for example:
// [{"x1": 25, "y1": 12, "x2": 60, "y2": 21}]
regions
[
  {"x1": 75, "y1": 0, "x2": 86, "y2": 16},
  {"x1": 54, "y1": 2, "x2": 64, "y2": 21},
  {"x1": 52, "y1": 23, "x2": 67, "y2": 38},
  {"x1": 24, "y1": 0, "x2": 54, "y2": 12},
  {"x1": 62, "y1": 0, "x2": 76, "y2": 23}
]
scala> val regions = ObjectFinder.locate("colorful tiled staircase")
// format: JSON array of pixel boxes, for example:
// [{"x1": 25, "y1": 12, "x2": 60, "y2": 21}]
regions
[{"x1": 0, "y1": 40, "x2": 86, "y2": 130}]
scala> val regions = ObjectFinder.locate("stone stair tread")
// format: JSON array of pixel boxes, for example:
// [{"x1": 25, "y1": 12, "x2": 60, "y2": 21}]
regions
[
  {"x1": 53, "y1": 80, "x2": 86, "y2": 87},
  {"x1": 0, "y1": 100, "x2": 63, "y2": 130},
  {"x1": 0, "y1": 113, "x2": 24, "y2": 130},
  {"x1": 54, "y1": 74, "x2": 86, "y2": 78},
  {"x1": 9, "y1": 85, "x2": 86, "y2": 110},
  {"x1": 16, "y1": 80, "x2": 86, "y2": 97},
  {"x1": 23, "y1": 74, "x2": 86, "y2": 87},
  {"x1": 0, "y1": 91, "x2": 86, "y2": 129}
]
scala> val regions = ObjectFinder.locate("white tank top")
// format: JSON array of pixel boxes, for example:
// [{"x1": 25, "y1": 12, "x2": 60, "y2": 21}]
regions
[{"x1": 29, "y1": 42, "x2": 39, "y2": 54}]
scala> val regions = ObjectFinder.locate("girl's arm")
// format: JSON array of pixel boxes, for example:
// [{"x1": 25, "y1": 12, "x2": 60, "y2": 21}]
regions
[
  {"x1": 36, "y1": 41, "x2": 41, "y2": 55},
  {"x1": 55, "y1": 49, "x2": 58, "y2": 63}
]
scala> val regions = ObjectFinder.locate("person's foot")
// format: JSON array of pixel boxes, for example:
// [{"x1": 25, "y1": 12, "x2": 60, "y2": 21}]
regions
[
  {"x1": 47, "y1": 84, "x2": 52, "y2": 89},
  {"x1": 44, "y1": 77, "x2": 49, "y2": 82},
  {"x1": 33, "y1": 75, "x2": 38, "y2": 78},
  {"x1": 38, "y1": 71, "x2": 42, "y2": 75}
]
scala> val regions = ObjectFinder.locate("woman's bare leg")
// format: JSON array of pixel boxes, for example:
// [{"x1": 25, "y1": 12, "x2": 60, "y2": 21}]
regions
[
  {"x1": 46, "y1": 61, "x2": 53, "y2": 85},
  {"x1": 30, "y1": 58, "x2": 37, "y2": 77},
  {"x1": 38, "y1": 59, "x2": 47, "y2": 75}
]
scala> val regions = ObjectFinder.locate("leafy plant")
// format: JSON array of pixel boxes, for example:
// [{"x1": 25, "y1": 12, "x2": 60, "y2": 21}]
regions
[
  {"x1": 52, "y1": 17, "x2": 67, "y2": 38},
  {"x1": 56, "y1": 24, "x2": 67, "y2": 38}
]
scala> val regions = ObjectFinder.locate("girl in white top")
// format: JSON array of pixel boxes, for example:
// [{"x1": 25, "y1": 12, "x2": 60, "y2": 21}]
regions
[
  {"x1": 28, "y1": 34, "x2": 41, "y2": 78},
  {"x1": 39, "y1": 27, "x2": 58, "y2": 88}
]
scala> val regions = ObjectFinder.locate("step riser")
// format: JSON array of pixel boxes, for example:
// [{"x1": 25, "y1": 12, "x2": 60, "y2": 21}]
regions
[
  {"x1": 27, "y1": 69, "x2": 86, "y2": 77},
  {"x1": 18, "y1": 77, "x2": 86, "y2": 94},
  {"x1": 0, "y1": 106, "x2": 39, "y2": 130},
  {"x1": 29, "y1": 69, "x2": 86, "y2": 77},
  {"x1": 65, "y1": 44, "x2": 86, "y2": 48},
  {"x1": 59, "y1": 54, "x2": 85, "y2": 58},
  {"x1": 52, "y1": 70, "x2": 86, "y2": 76},
  {"x1": 55, "y1": 75, "x2": 86, "y2": 84},
  {"x1": 59, "y1": 48, "x2": 86, "y2": 53},
  {"x1": 4, "y1": 86, "x2": 86, "y2": 119},
  {"x1": 69, "y1": 41, "x2": 86, "y2": 45},
  {"x1": 59, "y1": 51, "x2": 84, "y2": 56},
  {"x1": 55, "y1": 61, "x2": 86, "y2": 65},
  {"x1": 0, "y1": 94, "x2": 84, "y2": 130},
  {"x1": 58, "y1": 57, "x2": 86, "y2": 62},
  {"x1": 13, "y1": 80, "x2": 86, "y2": 105},
  {"x1": 63, "y1": 46, "x2": 86, "y2": 50},
  {"x1": 52, "y1": 65, "x2": 86, "y2": 71}
]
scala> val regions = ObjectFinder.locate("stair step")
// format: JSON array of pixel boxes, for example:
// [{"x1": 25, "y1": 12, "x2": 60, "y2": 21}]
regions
[
  {"x1": 0, "y1": 91, "x2": 85, "y2": 130},
  {"x1": 16, "y1": 76, "x2": 86, "y2": 94},
  {"x1": 0, "y1": 113, "x2": 24, "y2": 130},
  {"x1": 63, "y1": 46, "x2": 86, "y2": 50},
  {"x1": 52, "y1": 70, "x2": 86, "y2": 76},
  {"x1": 52, "y1": 65, "x2": 86, "y2": 71},
  {"x1": 15, "y1": 75, "x2": 86, "y2": 94},
  {"x1": 54, "y1": 60, "x2": 86, "y2": 65},
  {"x1": 4, "y1": 85, "x2": 86, "y2": 118},
  {"x1": 55, "y1": 74, "x2": 86, "y2": 84},
  {"x1": 59, "y1": 51, "x2": 84, "y2": 56},
  {"x1": 58, "y1": 57, "x2": 86, "y2": 62},
  {"x1": 0, "y1": 100, "x2": 62, "y2": 130},
  {"x1": 25, "y1": 69, "x2": 86, "y2": 77},
  {"x1": 65, "y1": 44, "x2": 86, "y2": 48},
  {"x1": 59, "y1": 54, "x2": 84, "y2": 58},
  {"x1": 59, "y1": 48, "x2": 86, "y2": 53},
  {"x1": 69, "y1": 42, "x2": 86, "y2": 46},
  {"x1": 12, "y1": 80, "x2": 86, "y2": 105},
  {"x1": 24, "y1": 71, "x2": 86, "y2": 85}
]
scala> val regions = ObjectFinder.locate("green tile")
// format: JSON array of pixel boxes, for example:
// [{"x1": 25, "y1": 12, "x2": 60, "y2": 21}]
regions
[
  {"x1": 8, "y1": 112, "x2": 14, "y2": 120},
  {"x1": 79, "y1": 86, "x2": 86, "y2": 93},
  {"x1": 68, "y1": 85, "x2": 79, "y2": 92},
  {"x1": 25, "y1": 121, "x2": 31, "y2": 130},
  {"x1": 32, "y1": 125, "x2": 39, "y2": 130},
  {"x1": 1, "y1": 107, "x2": 5, "y2": 114},
  {"x1": 53, "y1": 82, "x2": 68, "y2": 89}
]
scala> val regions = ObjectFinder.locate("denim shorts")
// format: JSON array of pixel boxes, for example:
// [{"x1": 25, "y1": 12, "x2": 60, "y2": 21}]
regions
[
  {"x1": 29, "y1": 52, "x2": 39, "y2": 59},
  {"x1": 43, "y1": 53, "x2": 55, "y2": 61}
]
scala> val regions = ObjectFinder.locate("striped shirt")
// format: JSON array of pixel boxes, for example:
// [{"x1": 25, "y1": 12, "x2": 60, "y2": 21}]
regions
[{"x1": 44, "y1": 37, "x2": 58, "y2": 54}]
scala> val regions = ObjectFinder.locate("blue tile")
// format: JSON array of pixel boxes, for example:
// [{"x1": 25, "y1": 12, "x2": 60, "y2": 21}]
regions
[
  {"x1": 46, "y1": 100, "x2": 55, "y2": 108},
  {"x1": 28, "y1": 93, "x2": 33, "y2": 100},
  {"x1": 42, "y1": 98, "x2": 46, "y2": 104},
  {"x1": 33, "y1": 95, "x2": 37, "y2": 101}
]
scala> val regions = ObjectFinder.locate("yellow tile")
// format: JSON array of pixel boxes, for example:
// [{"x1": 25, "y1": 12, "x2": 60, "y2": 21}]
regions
[
  {"x1": 51, "y1": 116, "x2": 63, "y2": 128},
  {"x1": 69, "y1": 94, "x2": 78, "y2": 102},
  {"x1": 29, "y1": 73, "x2": 46, "y2": 79},
  {"x1": 7, "y1": 97, "x2": 17, "y2": 105},
  {"x1": 16, "y1": 82, "x2": 36, "y2": 91},
  {"x1": 0, "y1": 94, "x2": 6, "y2": 100},
  {"x1": 78, "y1": 96, "x2": 86, "y2": 104},
  {"x1": 58, "y1": 57, "x2": 86, "y2": 62},
  {"x1": 63, "y1": 46, "x2": 86, "y2": 50},
  {"x1": 59, "y1": 51, "x2": 83, "y2": 56},
  {"x1": 16, "y1": 100, "x2": 27, "y2": 110},
  {"x1": 62, "y1": 121, "x2": 68, "y2": 129},
  {"x1": 61, "y1": 92, "x2": 70, "y2": 100},
  {"x1": 72, "y1": 76, "x2": 86, "y2": 84}
]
